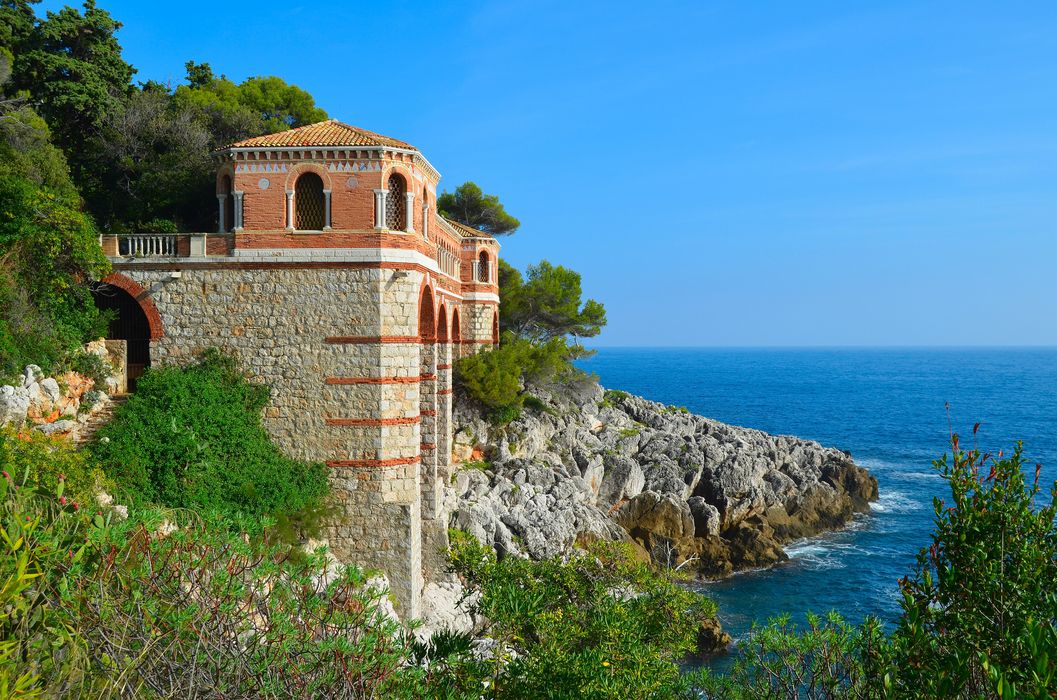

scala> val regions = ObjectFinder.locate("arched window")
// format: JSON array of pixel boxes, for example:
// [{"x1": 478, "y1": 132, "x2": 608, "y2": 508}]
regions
[
  {"x1": 477, "y1": 251, "x2": 490, "y2": 283},
  {"x1": 220, "y1": 175, "x2": 234, "y2": 233},
  {"x1": 451, "y1": 308, "x2": 461, "y2": 344},
  {"x1": 386, "y1": 174, "x2": 406, "y2": 230},
  {"x1": 295, "y1": 172, "x2": 325, "y2": 230}
]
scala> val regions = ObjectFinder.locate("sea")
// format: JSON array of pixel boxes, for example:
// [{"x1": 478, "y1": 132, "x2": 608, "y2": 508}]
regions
[{"x1": 577, "y1": 347, "x2": 1057, "y2": 645}]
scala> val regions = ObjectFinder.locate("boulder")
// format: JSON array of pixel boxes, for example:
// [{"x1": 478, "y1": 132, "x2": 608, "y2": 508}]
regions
[
  {"x1": 597, "y1": 454, "x2": 645, "y2": 507},
  {"x1": 0, "y1": 385, "x2": 30, "y2": 425}
]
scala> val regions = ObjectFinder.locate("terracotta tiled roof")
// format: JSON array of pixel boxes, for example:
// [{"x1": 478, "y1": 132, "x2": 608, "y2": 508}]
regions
[
  {"x1": 442, "y1": 217, "x2": 495, "y2": 239},
  {"x1": 221, "y1": 119, "x2": 415, "y2": 150}
]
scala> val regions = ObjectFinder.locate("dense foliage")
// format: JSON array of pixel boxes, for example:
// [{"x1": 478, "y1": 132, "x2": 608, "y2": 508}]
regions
[
  {"x1": 0, "y1": 472, "x2": 413, "y2": 699},
  {"x1": 3, "y1": 1, "x2": 327, "y2": 234},
  {"x1": 455, "y1": 259, "x2": 606, "y2": 424},
  {"x1": 0, "y1": 49, "x2": 111, "y2": 378},
  {"x1": 695, "y1": 435, "x2": 1057, "y2": 699},
  {"x1": 499, "y1": 259, "x2": 606, "y2": 344},
  {"x1": 0, "y1": 425, "x2": 106, "y2": 505},
  {"x1": 438, "y1": 182, "x2": 520, "y2": 236},
  {"x1": 89, "y1": 350, "x2": 330, "y2": 527},
  {"x1": 416, "y1": 531, "x2": 715, "y2": 699}
]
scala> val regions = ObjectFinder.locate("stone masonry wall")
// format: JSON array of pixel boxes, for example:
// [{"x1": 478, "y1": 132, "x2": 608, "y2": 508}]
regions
[{"x1": 118, "y1": 266, "x2": 428, "y2": 616}]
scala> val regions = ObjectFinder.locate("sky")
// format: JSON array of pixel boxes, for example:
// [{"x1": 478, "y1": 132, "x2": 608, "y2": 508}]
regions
[{"x1": 39, "y1": 0, "x2": 1057, "y2": 346}]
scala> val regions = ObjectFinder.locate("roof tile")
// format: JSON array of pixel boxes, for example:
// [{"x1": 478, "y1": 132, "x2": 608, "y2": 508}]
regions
[{"x1": 220, "y1": 119, "x2": 415, "y2": 150}]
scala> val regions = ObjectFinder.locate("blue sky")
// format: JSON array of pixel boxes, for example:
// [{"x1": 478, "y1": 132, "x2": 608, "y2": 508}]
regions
[{"x1": 41, "y1": 1, "x2": 1057, "y2": 346}]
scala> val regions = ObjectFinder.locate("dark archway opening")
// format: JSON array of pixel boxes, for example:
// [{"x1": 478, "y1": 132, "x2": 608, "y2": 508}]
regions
[
  {"x1": 92, "y1": 284, "x2": 151, "y2": 391},
  {"x1": 295, "y1": 172, "x2": 325, "y2": 230}
]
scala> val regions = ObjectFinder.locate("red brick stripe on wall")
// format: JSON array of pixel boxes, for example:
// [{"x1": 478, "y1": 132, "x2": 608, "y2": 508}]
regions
[
  {"x1": 437, "y1": 364, "x2": 452, "y2": 370},
  {"x1": 326, "y1": 456, "x2": 420, "y2": 468},
  {"x1": 325, "y1": 376, "x2": 421, "y2": 385},
  {"x1": 438, "y1": 389, "x2": 453, "y2": 396},
  {"x1": 420, "y1": 373, "x2": 437, "y2": 381},
  {"x1": 325, "y1": 336, "x2": 420, "y2": 344},
  {"x1": 420, "y1": 443, "x2": 436, "y2": 451},
  {"x1": 420, "y1": 409, "x2": 437, "y2": 416},
  {"x1": 325, "y1": 417, "x2": 420, "y2": 426}
]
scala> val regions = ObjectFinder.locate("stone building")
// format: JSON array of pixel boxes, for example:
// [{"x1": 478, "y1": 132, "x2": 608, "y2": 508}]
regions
[{"x1": 94, "y1": 120, "x2": 501, "y2": 617}]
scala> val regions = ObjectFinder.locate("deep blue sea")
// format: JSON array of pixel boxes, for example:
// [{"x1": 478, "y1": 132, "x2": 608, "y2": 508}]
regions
[{"x1": 578, "y1": 348, "x2": 1057, "y2": 643}]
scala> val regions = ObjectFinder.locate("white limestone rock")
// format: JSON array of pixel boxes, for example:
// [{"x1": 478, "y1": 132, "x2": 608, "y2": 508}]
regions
[
  {"x1": 451, "y1": 376, "x2": 878, "y2": 578},
  {"x1": 0, "y1": 385, "x2": 30, "y2": 425}
]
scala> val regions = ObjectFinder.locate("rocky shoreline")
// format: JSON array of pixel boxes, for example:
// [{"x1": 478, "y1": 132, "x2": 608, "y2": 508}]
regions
[{"x1": 449, "y1": 377, "x2": 878, "y2": 582}]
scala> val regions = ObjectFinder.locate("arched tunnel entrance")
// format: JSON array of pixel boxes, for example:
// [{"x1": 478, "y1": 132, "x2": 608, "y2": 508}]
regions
[{"x1": 91, "y1": 283, "x2": 152, "y2": 391}]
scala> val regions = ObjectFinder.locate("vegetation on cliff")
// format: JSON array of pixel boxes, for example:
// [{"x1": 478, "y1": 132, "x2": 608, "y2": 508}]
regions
[
  {"x1": 455, "y1": 259, "x2": 606, "y2": 425},
  {"x1": 89, "y1": 350, "x2": 329, "y2": 530},
  {"x1": 696, "y1": 435, "x2": 1057, "y2": 699}
]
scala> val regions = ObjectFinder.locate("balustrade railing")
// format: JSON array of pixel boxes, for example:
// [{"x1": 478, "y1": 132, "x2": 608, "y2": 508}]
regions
[{"x1": 118, "y1": 234, "x2": 177, "y2": 257}]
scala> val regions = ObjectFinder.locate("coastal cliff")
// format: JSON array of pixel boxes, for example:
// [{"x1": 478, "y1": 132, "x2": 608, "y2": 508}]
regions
[{"x1": 449, "y1": 378, "x2": 878, "y2": 579}]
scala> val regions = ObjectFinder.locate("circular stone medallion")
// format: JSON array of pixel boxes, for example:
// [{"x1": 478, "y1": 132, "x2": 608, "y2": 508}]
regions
[
  {"x1": 346, "y1": 176, "x2": 358, "y2": 189},
  {"x1": 258, "y1": 177, "x2": 270, "y2": 190}
]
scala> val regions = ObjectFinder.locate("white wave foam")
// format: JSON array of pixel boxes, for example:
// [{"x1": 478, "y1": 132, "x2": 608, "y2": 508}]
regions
[
  {"x1": 871, "y1": 491, "x2": 924, "y2": 514},
  {"x1": 902, "y1": 471, "x2": 942, "y2": 481}
]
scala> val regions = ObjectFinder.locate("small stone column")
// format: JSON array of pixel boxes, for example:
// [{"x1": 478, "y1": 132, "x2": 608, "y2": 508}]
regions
[
  {"x1": 405, "y1": 192, "x2": 415, "y2": 232},
  {"x1": 233, "y1": 192, "x2": 244, "y2": 231},
  {"x1": 216, "y1": 194, "x2": 227, "y2": 233},
  {"x1": 374, "y1": 189, "x2": 387, "y2": 229},
  {"x1": 323, "y1": 190, "x2": 332, "y2": 229},
  {"x1": 423, "y1": 205, "x2": 429, "y2": 241},
  {"x1": 285, "y1": 191, "x2": 294, "y2": 230}
]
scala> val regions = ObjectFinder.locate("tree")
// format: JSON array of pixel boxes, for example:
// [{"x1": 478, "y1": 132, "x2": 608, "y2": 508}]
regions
[
  {"x1": 89, "y1": 84, "x2": 213, "y2": 230},
  {"x1": 172, "y1": 62, "x2": 327, "y2": 146},
  {"x1": 438, "y1": 181, "x2": 520, "y2": 235},
  {"x1": 500, "y1": 259, "x2": 606, "y2": 343},
  {"x1": 0, "y1": 0, "x2": 37, "y2": 54},
  {"x1": 13, "y1": 1, "x2": 134, "y2": 154},
  {"x1": 0, "y1": 58, "x2": 110, "y2": 375}
]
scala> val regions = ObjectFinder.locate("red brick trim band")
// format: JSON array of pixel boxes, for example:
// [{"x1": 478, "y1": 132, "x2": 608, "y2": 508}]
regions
[
  {"x1": 420, "y1": 443, "x2": 436, "y2": 451},
  {"x1": 460, "y1": 339, "x2": 495, "y2": 344},
  {"x1": 437, "y1": 364, "x2": 452, "y2": 370},
  {"x1": 326, "y1": 456, "x2": 420, "y2": 468},
  {"x1": 325, "y1": 336, "x2": 419, "y2": 344},
  {"x1": 325, "y1": 376, "x2": 421, "y2": 385},
  {"x1": 438, "y1": 389, "x2": 453, "y2": 396},
  {"x1": 420, "y1": 409, "x2": 437, "y2": 416},
  {"x1": 420, "y1": 373, "x2": 437, "y2": 381},
  {"x1": 325, "y1": 417, "x2": 420, "y2": 426}
]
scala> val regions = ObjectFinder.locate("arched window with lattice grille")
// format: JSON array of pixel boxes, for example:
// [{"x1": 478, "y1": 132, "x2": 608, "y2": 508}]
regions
[
  {"x1": 295, "y1": 173, "x2": 325, "y2": 230},
  {"x1": 386, "y1": 174, "x2": 406, "y2": 230}
]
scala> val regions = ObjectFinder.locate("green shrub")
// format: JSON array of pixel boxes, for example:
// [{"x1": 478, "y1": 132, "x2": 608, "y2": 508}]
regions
[
  {"x1": 455, "y1": 333, "x2": 583, "y2": 426},
  {"x1": 691, "y1": 436, "x2": 1057, "y2": 699},
  {"x1": 0, "y1": 426, "x2": 108, "y2": 505},
  {"x1": 692, "y1": 612, "x2": 882, "y2": 699},
  {"x1": 89, "y1": 349, "x2": 329, "y2": 526},
  {"x1": 420, "y1": 531, "x2": 718, "y2": 698},
  {"x1": 0, "y1": 475, "x2": 414, "y2": 698},
  {"x1": 882, "y1": 437, "x2": 1057, "y2": 698}
]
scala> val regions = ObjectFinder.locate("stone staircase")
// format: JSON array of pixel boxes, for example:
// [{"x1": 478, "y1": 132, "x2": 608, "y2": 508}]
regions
[{"x1": 74, "y1": 394, "x2": 128, "y2": 447}]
